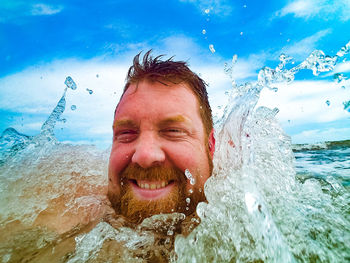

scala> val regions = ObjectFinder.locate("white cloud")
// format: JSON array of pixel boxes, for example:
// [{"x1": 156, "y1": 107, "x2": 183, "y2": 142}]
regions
[
  {"x1": 257, "y1": 80, "x2": 349, "y2": 127},
  {"x1": 31, "y1": 3, "x2": 63, "y2": 16},
  {"x1": 281, "y1": 29, "x2": 331, "y2": 60},
  {"x1": 179, "y1": 0, "x2": 233, "y2": 16},
  {"x1": 0, "y1": 2, "x2": 63, "y2": 23},
  {"x1": 292, "y1": 127, "x2": 350, "y2": 144},
  {"x1": 333, "y1": 61, "x2": 350, "y2": 74},
  {"x1": 275, "y1": 0, "x2": 350, "y2": 21},
  {"x1": 233, "y1": 53, "x2": 269, "y2": 80},
  {"x1": 276, "y1": 0, "x2": 319, "y2": 18}
]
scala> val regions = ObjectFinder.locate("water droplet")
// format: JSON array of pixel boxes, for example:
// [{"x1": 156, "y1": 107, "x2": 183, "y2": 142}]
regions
[
  {"x1": 191, "y1": 217, "x2": 199, "y2": 223},
  {"x1": 86, "y1": 88, "x2": 93, "y2": 94},
  {"x1": 209, "y1": 44, "x2": 215, "y2": 53},
  {"x1": 64, "y1": 76, "x2": 77, "y2": 90},
  {"x1": 96, "y1": 74, "x2": 99, "y2": 78},
  {"x1": 202, "y1": 29, "x2": 206, "y2": 35},
  {"x1": 189, "y1": 189, "x2": 193, "y2": 194},
  {"x1": 333, "y1": 73, "x2": 344, "y2": 83},
  {"x1": 240, "y1": 32, "x2": 243, "y2": 36},
  {"x1": 243, "y1": 4, "x2": 247, "y2": 8},
  {"x1": 186, "y1": 207, "x2": 189, "y2": 210},
  {"x1": 287, "y1": 39, "x2": 290, "y2": 42},
  {"x1": 164, "y1": 237, "x2": 171, "y2": 249},
  {"x1": 272, "y1": 87, "x2": 278, "y2": 92},
  {"x1": 71, "y1": 105, "x2": 77, "y2": 111},
  {"x1": 325, "y1": 100, "x2": 330, "y2": 106},
  {"x1": 204, "y1": 8, "x2": 210, "y2": 14},
  {"x1": 186, "y1": 198, "x2": 191, "y2": 204},
  {"x1": 232, "y1": 54, "x2": 238, "y2": 65},
  {"x1": 185, "y1": 169, "x2": 196, "y2": 185},
  {"x1": 167, "y1": 229, "x2": 174, "y2": 236},
  {"x1": 343, "y1": 100, "x2": 350, "y2": 112}
]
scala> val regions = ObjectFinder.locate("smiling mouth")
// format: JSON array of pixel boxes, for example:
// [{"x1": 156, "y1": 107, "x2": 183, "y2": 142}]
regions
[{"x1": 128, "y1": 179, "x2": 175, "y2": 199}]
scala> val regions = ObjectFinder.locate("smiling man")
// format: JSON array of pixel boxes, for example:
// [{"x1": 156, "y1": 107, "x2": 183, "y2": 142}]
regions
[{"x1": 107, "y1": 51, "x2": 215, "y2": 224}]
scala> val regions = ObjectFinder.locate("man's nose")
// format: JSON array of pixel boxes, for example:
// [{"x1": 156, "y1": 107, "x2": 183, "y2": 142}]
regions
[{"x1": 131, "y1": 133, "x2": 165, "y2": 168}]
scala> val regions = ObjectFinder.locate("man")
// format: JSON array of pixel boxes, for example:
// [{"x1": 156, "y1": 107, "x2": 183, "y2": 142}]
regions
[{"x1": 107, "y1": 50, "x2": 215, "y2": 224}]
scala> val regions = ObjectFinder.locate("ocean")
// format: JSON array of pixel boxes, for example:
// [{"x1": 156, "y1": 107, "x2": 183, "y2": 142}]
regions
[{"x1": 294, "y1": 140, "x2": 350, "y2": 187}]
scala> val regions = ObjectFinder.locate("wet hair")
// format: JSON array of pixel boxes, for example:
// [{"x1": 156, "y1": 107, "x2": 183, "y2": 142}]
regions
[{"x1": 120, "y1": 50, "x2": 213, "y2": 136}]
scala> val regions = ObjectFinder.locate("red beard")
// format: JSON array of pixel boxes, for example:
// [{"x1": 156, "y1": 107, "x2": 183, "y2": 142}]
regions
[{"x1": 108, "y1": 164, "x2": 206, "y2": 224}]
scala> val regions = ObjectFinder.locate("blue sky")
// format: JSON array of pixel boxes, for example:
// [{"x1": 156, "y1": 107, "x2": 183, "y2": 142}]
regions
[{"x1": 1, "y1": 0, "x2": 349, "y2": 149}]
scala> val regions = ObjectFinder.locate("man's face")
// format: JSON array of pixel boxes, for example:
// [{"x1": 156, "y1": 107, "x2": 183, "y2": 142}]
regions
[{"x1": 108, "y1": 80, "x2": 214, "y2": 223}]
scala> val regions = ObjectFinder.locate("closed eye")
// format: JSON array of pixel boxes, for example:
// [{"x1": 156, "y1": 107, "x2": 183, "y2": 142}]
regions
[
  {"x1": 114, "y1": 129, "x2": 138, "y2": 143},
  {"x1": 160, "y1": 128, "x2": 188, "y2": 139}
]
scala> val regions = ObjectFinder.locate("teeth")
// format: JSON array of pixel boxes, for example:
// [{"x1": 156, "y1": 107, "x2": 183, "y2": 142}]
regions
[{"x1": 137, "y1": 181, "x2": 169, "y2": 189}]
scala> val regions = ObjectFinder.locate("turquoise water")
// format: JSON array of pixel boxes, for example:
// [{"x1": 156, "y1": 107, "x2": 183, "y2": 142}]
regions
[{"x1": 294, "y1": 141, "x2": 350, "y2": 186}]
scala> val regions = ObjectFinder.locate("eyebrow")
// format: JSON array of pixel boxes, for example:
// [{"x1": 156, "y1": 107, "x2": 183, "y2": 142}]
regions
[
  {"x1": 158, "y1": 115, "x2": 191, "y2": 126},
  {"x1": 113, "y1": 119, "x2": 137, "y2": 129}
]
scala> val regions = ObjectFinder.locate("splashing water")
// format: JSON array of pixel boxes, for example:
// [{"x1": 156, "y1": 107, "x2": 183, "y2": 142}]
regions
[
  {"x1": 173, "y1": 41, "x2": 350, "y2": 263},
  {"x1": 86, "y1": 88, "x2": 93, "y2": 95},
  {"x1": 0, "y1": 43, "x2": 350, "y2": 262},
  {"x1": 209, "y1": 44, "x2": 215, "y2": 53},
  {"x1": 65, "y1": 76, "x2": 77, "y2": 90},
  {"x1": 184, "y1": 169, "x2": 196, "y2": 185},
  {"x1": 343, "y1": 100, "x2": 350, "y2": 112}
]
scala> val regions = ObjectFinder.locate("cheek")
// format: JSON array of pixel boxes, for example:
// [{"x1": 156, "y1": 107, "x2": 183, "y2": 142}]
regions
[
  {"x1": 164, "y1": 144, "x2": 210, "y2": 185},
  {"x1": 108, "y1": 146, "x2": 132, "y2": 183},
  {"x1": 164, "y1": 144, "x2": 196, "y2": 170}
]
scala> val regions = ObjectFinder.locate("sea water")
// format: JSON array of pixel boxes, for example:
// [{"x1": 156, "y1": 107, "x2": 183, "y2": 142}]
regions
[{"x1": 0, "y1": 42, "x2": 349, "y2": 262}]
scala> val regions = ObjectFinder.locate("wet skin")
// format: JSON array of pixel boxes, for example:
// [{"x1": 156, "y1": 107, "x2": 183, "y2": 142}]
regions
[{"x1": 108, "y1": 80, "x2": 215, "y2": 214}]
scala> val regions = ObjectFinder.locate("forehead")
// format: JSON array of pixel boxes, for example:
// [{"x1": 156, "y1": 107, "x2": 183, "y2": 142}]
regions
[{"x1": 115, "y1": 80, "x2": 201, "y2": 121}]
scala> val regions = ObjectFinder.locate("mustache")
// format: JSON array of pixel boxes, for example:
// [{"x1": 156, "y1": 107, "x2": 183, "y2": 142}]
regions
[{"x1": 121, "y1": 164, "x2": 186, "y2": 182}]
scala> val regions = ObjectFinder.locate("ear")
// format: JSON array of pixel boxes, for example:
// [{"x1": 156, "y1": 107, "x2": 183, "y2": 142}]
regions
[{"x1": 208, "y1": 129, "x2": 215, "y2": 158}]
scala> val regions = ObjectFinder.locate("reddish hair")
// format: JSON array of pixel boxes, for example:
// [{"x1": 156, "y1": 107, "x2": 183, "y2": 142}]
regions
[{"x1": 119, "y1": 50, "x2": 213, "y2": 136}]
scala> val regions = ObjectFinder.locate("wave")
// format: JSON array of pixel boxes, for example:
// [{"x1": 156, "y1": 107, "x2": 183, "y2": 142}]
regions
[{"x1": 292, "y1": 139, "x2": 350, "y2": 152}]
